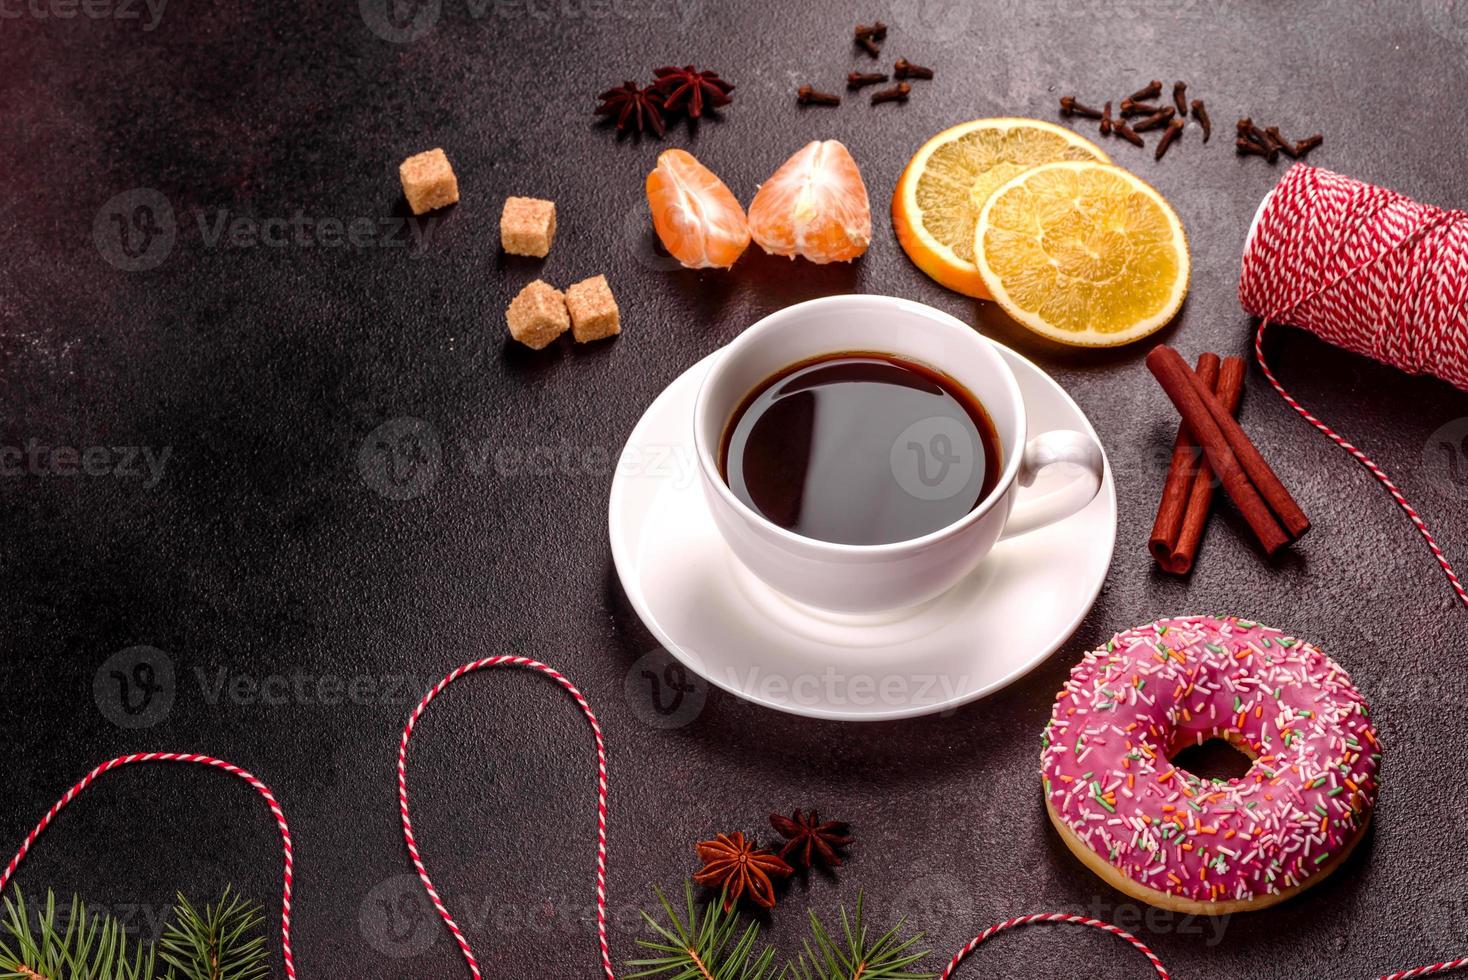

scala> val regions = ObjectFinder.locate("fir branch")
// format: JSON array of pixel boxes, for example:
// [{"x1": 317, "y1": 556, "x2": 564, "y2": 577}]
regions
[
  {"x1": 0, "y1": 889, "x2": 156, "y2": 980},
  {"x1": 157, "y1": 888, "x2": 268, "y2": 980},
  {"x1": 786, "y1": 894, "x2": 935, "y2": 980},
  {"x1": 0, "y1": 887, "x2": 265, "y2": 980},
  {"x1": 625, "y1": 881, "x2": 779, "y2": 980}
]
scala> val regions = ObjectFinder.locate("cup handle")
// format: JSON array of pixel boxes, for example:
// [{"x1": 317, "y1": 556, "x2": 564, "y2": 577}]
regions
[{"x1": 999, "y1": 430, "x2": 1105, "y2": 539}]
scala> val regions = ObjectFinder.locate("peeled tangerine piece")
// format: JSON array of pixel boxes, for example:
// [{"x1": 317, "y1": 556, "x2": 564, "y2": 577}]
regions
[
  {"x1": 748, "y1": 140, "x2": 871, "y2": 264},
  {"x1": 645, "y1": 149, "x2": 751, "y2": 269}
]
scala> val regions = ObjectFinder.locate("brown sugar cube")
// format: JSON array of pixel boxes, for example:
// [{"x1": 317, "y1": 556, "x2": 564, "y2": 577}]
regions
[
  {"x1": 565, "y1": 275, "x2": 621, "y2": 343},
  {"x1": 399, "y1": 148, "x2": 459, "y2": 215},
  {"x1": 505, "y1": 279, "x2": 569, "y2": 350},
  {"x1": 500, "y1": 196, "x2": 557, "y2": 257}
]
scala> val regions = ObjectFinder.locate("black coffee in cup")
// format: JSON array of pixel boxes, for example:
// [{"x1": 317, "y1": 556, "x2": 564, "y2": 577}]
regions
[{"x1": 719, "y1": 352, "x2": 1001, "y2": 546}]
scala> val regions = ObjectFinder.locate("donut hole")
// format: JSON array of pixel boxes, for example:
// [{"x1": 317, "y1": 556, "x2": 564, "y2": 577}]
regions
[{"x1": 1170, "y1": 733, "x2": 1255, "y2": 783}]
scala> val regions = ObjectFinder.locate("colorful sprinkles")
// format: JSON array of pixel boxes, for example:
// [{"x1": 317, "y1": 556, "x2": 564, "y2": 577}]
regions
[{"x1": 1041, "y1": 616, "x2": 1380, "y2": 906}]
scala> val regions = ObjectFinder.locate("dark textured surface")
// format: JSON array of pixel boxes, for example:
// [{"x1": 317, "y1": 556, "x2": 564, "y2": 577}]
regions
[{"x1": 2, "y1": 1, "x2": 1467, "y2": 976}]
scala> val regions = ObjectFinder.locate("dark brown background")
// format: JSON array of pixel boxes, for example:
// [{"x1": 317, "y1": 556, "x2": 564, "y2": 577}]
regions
[{"x1": 2, "y1": 0, "x2": 1467, "y2": 976}]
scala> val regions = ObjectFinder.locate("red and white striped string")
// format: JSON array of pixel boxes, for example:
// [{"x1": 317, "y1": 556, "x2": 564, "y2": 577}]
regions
[
  {"x1": 1240, "y1": 163, "x2": 1468, "y2": 609},
  {"x1": 397, "y1": 656, "x2": 613, "y2": 980},
  {"x1": 6, "y1": 663, "x2": 1463, "y2": 978},
  {"x1": 395, "y1": 656, "x2": 1171, "y2": 979},
  {"x1": 0, "y1": 752, "x2": 296, "y2": 979},
  {"x1": 938, "y1": 912, "x2": 1169, "y2": 979}
]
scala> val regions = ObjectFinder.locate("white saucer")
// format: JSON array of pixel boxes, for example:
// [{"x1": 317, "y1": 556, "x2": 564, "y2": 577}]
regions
[{"x1": 608, "y1": 342, "x2": 1116, "y2": 722}]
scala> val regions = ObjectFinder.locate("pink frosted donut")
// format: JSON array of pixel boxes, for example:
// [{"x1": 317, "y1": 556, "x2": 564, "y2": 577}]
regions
[{"x1": 1041, "y1": 615, "x2": 1381, "y2": 914}]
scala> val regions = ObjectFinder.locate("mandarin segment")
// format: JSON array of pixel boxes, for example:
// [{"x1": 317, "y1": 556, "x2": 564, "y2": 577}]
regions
[
  {"x1": 747, "y1": 140, "x2": 871, "y2": 264},
  {"x1": 645, "y1": 148, "x2": 750, "y2": 269}
]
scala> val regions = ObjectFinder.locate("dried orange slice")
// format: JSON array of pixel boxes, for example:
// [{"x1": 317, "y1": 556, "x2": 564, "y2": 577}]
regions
[
  {"x1": 974, "y1": 161, "x2": 1190, "y2": 347},
  {"x1": 646, "y1": 149, "x2": 750, "y2": 269},
  {"x1": 748, "y1": 140, "x2": 871, "y2": 264},
  {"x1": 892, "y1": 119, "x2": 1108, "y2": 298}
]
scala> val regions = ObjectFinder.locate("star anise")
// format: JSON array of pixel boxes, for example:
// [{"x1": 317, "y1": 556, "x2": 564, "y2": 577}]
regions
[
  {"x1": 595, "y1": 81, "x2": 666, "y2": 136},
  {"x1": 653, "y1": 65, "x2": 734, "y2": 119},
  {"x1": 769, "y1": 809, "x2": 853, "y2": 869},
  {"x1": 692, "y1": 831, "x2": 792, "y2": 910}
]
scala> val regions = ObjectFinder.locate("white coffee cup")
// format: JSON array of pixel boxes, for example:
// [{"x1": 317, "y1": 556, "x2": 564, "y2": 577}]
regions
[{"x1": 692, "y1": 295, "x2": 1105, "y2": 614}]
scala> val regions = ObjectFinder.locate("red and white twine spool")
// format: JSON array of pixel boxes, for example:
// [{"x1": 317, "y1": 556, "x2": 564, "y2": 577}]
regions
[
  {"x1": 0, "y1": 752, "x2": 296, "y2": 979},
  {"x1": 1241, "y1": 164, "x2": 1468, "y2": 608}
]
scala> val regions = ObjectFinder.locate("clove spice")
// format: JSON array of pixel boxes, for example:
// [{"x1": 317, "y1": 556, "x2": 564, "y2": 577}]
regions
[
  {"x1": 1100, "y1": 100, "x2": 1113, "y2": 136},
  {"x1": 870, "y1": 81, "x2": 911, "y2": 105},
  {"x1": 1127, "y1": 79, "x2": 1163, "y2": 102},
  {"x1": 1120, "y1": 97, "x2": 1159, "y2": 117},
  {"x1": 1236, "y1": 118, "x2": 1276, "y2": 161},
  {"x1": 1114, "y1": 120, "x2": 1144, "y2": 147},
  {"x1": 1172, "y1": 81, "x2": 1188, "y2": 117},
  {"x1": 853, "y1": 21, "x2": 886, "y2": 57},
  {"x1": 1132, "y1": 106, "x2": 1176, "y2": 132},
  {"x1": 1294, "y1": 134, "x2": 1323, "y2": 156},
  {"x1": 1264, "y1": 126, "x2": 1295, "y2": 158},
  {"x1": 893, "y1": 58, "x2": 934, "y2": 80},
  {"x1": 1060, "y1": 96, "x2": 1105, "y2": 119},
  {"x1": 1191, "y1": 99, "x2": 1211, "y2": 142},
  {"x1": 1235, "y1": 137, "x2": 1271, "y2": 158},
  {"x1": 846, "y1": 70, "x2": 888, "y2": 89},
  {"x1": 797, "y1": 85, "x2": 841, "y2": 106},
  {"x1": 1155, "y1": 117, "x2": 1185, "y2": 160}
]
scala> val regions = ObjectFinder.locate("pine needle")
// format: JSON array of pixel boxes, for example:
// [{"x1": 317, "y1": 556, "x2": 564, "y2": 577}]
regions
[
  {"x1": 625, "y1": 881, "x2": 779, "y2": 980},
  {"x1": 157, "y1": 888, "x2": 268, "y2": 980},
  {"x1": 0, "y1": 888, "x2": 156, "y2": 980},
  {"x1": 0, "y1": 886, "x2": 265, "y2": 980},
  {"x1": 785, "y1": 893, "x2": 935, "y2": 980}
]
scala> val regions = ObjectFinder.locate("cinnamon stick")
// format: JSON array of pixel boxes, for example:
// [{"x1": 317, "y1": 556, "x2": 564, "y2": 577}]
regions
[
  {"x1": 1149, "y1": 353, "x2": 1221, "y2": 566},
  {"x1": 1161, "y1": 356, "x2": 1246, "y2": 573},
  {"x1": 1165, "y1": 347, "x2": 1309, "y2": 540},
  {"x1": 1145, "y1": 346, "x2": 1291, "y2": 555}
]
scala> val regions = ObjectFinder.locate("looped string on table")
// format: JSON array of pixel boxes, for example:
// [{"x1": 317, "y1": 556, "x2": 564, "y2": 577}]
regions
[
  {"x1": 1240, "y1": 164, "x2": 1468, "y2": 609},
  {"x1": 938, "y1": 913, "x2": 1170, "y2": 979},
  {"x1": 397, "y1": 656, "x2": 614, "y2": 980},
  {"x1": 393, "y1": 657, "x2": 1176, "y2": 979},
  {"x1": 0, "y1": 752, "x2": 296, "y2": 979}
]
